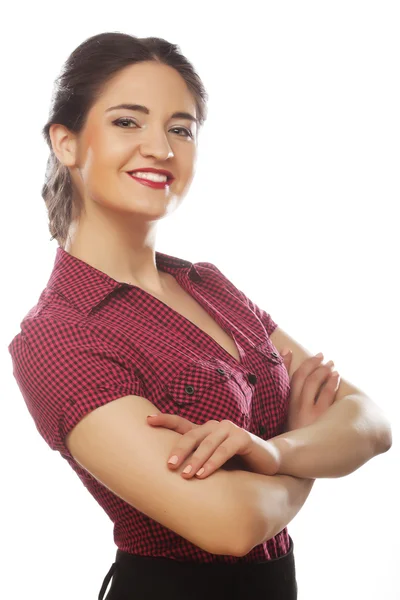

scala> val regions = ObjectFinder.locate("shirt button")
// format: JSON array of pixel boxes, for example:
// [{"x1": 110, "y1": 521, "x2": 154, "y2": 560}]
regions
[
  {"x1": 271, "y1": 351, "x2": 279, "y2": 358},
  {"x1": 217, "y1": 367, "x2": 226, "y2": 375},
  {"x1": 248, "y1": 373, "x2": 257, "y2": 385},
  {"x1": 259, "y1": 425, "x2": 266, "y2": 436},
  {"x1": 184, "y1": 384, "x2": 195, "y2": 395}
]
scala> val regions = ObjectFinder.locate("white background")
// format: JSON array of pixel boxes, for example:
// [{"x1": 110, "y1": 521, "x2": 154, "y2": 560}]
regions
[{"x1": 2, "y1": 1, "x2": 399, "y2": 598}]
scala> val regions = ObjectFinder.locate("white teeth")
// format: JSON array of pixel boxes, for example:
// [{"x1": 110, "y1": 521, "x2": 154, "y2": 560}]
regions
[{"x1": 130, "y1": 171, "x2": 168, "y2": 183}]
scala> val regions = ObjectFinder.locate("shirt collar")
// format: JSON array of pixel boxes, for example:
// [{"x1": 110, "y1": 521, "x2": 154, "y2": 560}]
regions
[{"x1": 46, "y1": 246, "x2": 203, "y2": 317}]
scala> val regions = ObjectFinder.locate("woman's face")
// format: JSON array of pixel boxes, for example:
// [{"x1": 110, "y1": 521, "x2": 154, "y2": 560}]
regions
[{"x1": 67, "y1": 61, "x2": 198, "y2": 223}]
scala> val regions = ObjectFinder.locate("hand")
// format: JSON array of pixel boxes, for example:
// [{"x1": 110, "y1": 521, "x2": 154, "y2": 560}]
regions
[
  {"x1": 146, "y1": 414, "x2": 270, "y2": 479},
  {"x1": 279, "y1": 349, "x2": 341, "y2": 431}
]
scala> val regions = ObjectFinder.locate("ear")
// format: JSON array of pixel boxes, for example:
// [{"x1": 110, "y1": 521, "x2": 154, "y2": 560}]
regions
[{"x1": 49, "y1": 123, "x2": 78, "y2": 168}]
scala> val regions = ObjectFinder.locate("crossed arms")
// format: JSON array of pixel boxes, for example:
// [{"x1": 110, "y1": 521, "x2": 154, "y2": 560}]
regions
[{"x1": 66, "y1": 325, "x2": 391, "y2": 557}]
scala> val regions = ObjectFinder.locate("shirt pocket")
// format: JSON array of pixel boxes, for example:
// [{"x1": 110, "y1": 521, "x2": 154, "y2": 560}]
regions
[{"x1": 162, "y1": 360, "x2": 249, "y2": 424}]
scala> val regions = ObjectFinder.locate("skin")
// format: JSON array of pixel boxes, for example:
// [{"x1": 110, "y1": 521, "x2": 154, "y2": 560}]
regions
[{"x1": 49, "y1": 61, "x2": 198, "y2": 296}]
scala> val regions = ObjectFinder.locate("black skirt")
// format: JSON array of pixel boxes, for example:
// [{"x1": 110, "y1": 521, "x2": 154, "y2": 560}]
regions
[{"x1": 98, "y1": 536, "x2": 297, "y2": 600}]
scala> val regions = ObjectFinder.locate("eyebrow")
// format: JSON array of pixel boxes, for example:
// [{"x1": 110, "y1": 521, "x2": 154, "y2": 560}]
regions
[{"x1": 105, "y1": 103, "x2": 198, "y2": 124}]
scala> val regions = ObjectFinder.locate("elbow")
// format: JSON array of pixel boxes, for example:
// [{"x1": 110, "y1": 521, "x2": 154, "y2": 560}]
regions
[
  {"x1": 229, "y1": 528, "x2": 255, "y2": 558},
  {"x1": 228, "y1": 509, "x2": 271, "y2": 558},
  {"x1": 225, "y1": 530, "x2": 256, "y2": 558},
  {"x1": 366, "y1": 403, "x2": 393, "y2": 456},
  {"x1": 377, "y1": 424, "x2": 392, "y2": 455},
  {"x1": 199, "y1": 471, "x2": 272, "y2": 558},
  {"x1": 233, "y1": 521, "x2": 275, "y2": 557},
  {"x1": 208, "y1": 501, "x2": 262, "y2": 558},
  {"x1": 208, "y1": 517, "x2": 254, "y2": 558},
  {"x1": 371, "y1": 415, "x2": 392, "y2": 456},
  {"x1": 224, "y1": 482, "x2": 275, "y2": 557}
]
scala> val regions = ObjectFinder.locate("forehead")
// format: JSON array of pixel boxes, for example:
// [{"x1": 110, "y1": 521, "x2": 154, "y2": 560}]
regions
[{"x1": 96, "y1": 61, "x2": 196, "y2": 113}]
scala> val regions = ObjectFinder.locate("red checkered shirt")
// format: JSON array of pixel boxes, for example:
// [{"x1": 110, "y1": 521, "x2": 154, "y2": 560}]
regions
[{"x1": 8, "y1": 247, "x2": 291, "y2": 563}]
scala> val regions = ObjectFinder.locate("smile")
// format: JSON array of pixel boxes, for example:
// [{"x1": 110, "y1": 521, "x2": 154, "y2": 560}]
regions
[{"x1": 127, "y1": 173, "x2": 172, "y2": 190}]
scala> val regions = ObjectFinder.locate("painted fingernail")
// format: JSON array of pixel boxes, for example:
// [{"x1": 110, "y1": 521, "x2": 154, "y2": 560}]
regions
[
  {"x1": 196, "y1": 467, "x2": 205, "y2": 476},
  {"x1": 168, "y1": 455, "x2": 179, "y2": 465},
  {"x1": 182, "y1": 465, "x2": 192, "y2": 474}
]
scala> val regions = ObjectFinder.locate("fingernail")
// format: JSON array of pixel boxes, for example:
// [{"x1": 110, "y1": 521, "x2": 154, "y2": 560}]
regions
[
  {"x1": 196, "y1": 467, "x2": 205, "y2": 476},
  {"x1": 315, "y1": 352, "x2": 323, "y2": 358},
  {"x1": 281, "y1": 348, "x2": 291, "y2": 357},
  {"x1": 168, "y1": 455, "x2": 179, "y2": 465},
  {"x1": 147, "y1": 414, "x2": 158, "y2": 418},
  {"x1": 182, "y1": 465, "x2": 192, "y2": 474}
]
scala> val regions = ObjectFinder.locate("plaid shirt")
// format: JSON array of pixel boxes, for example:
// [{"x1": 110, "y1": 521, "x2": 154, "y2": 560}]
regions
[{"x1": 8, "y1": 247, "x2": 291, "y2": 563}]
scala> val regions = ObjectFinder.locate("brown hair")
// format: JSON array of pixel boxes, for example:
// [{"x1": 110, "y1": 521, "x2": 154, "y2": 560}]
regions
[{"x1": 41, "y1": 32, "x2": 208, "y2": 249}]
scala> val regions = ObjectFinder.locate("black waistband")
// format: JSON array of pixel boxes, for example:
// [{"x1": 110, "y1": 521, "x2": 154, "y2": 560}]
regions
[{"x1": 99, "y1": 536, "x2": 297, "y2": 599}]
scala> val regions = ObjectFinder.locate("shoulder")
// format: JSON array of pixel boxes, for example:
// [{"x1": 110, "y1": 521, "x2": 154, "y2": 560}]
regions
[
  {"x1": 8, "y1": 306, "x2": 87, "y2": 359},
  {"x1": 194, "y1": 261, "x2": 248, "y2": 302}
]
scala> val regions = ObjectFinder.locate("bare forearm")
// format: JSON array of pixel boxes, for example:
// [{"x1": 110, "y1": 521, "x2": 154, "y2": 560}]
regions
[{"x1": 270, "y1": 394, "x2": 392, "y2": 478}]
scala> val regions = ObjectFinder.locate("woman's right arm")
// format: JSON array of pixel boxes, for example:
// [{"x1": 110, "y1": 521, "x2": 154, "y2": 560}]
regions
[{"x1": 66, "y1": 393, "x2": 313, "y2": 557}]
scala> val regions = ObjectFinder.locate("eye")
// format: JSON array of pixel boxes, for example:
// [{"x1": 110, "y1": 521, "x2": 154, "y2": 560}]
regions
[
  {"x1": 114, "y1": 117, "x2": 138, "y2": 128},
  {"x1": 113, "y1": 118, "x2": 193, "y2": 139},
  {"x1": 170, "y1": 127, "x2": 193, "y2": 139}
]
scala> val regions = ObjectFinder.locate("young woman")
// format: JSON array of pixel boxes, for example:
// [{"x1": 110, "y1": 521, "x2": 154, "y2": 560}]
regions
[{"x1": 8, "y1": 32, "x2": 391, "y2": 600}]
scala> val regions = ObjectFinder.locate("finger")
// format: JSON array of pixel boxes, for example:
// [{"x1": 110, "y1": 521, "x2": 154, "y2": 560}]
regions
[
  {"x1": 180, "y1": 426, "x2": 231, "y2": 479},
  {"x1": 314, "y1": 371, "x2": 341, "y2": 409},
  {"x1": 167, "y1": 420, "x2": 219, "y2": 469},
  {"x1": 301, "y1": 362, "x2": 335, "y2": 406},
  {"x1": 290, "y1": 353, "x2": 325, "y2": 406},
  {"x1": 186, "y1": 424, "x2": 253, "y2": 479},
  {"x1": 147, "y1": 413, "x2": 197, "y2": 435}
]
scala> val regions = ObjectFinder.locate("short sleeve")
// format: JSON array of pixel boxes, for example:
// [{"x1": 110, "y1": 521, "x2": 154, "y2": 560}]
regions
[
  {"x1": 201, "y1": 262, "x2": 278, "y2": 337},
  {"x1": 8, "y1": 317, "x2": 145, "y2": 455}
]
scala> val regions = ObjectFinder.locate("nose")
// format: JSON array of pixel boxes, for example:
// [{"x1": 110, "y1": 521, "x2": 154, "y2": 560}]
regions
[{"x1": 139, "y1": 126, "x2": 174, "y2": 161}]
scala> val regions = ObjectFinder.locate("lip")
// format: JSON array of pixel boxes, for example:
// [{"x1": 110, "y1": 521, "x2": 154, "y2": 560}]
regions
[{"x1": 127, "y1": 172, "x2": 172, "y2": 190}]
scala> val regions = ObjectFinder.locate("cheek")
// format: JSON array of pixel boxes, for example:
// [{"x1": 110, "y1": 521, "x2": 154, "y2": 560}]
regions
[
  {"x1": 84, "y1": 139, "x2": 124, "y2": 182},
  {"x1": 86, "y1": 123, "x2": 128, "y2": 164},
  {"x1": 79, "y1": 147, "x2": 116, "y2": 202},
  {"x1": 177, "y1": 151, "x2": 195, "y2": 180}
]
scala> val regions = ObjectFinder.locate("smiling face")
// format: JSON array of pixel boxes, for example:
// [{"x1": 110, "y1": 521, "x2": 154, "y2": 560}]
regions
[{"x1": 64, "y1": 61, "x2": 199, "y2": 225}]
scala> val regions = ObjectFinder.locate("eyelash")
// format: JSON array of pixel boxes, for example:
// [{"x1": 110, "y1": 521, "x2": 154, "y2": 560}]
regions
[{"x1": 113, "y1": 117, "x2": 193, "y2": 139}]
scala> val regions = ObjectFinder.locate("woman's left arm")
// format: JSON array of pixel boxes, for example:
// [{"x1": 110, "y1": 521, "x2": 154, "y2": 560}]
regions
[
  {"x1": 260, "y1": 326, "x2": 393, "y2": 478},
  {"x1": 247, "y1": 393, "x2": 392, "y2": 479}
]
